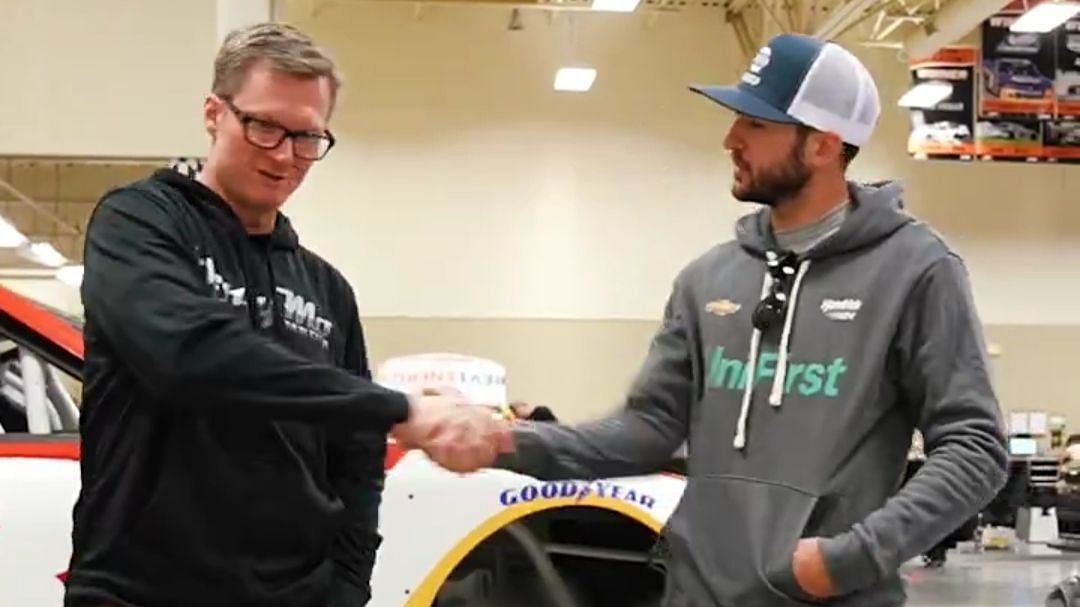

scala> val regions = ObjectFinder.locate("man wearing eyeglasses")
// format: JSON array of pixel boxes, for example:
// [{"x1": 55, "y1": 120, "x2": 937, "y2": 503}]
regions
[
  {"x1": 66, "y1": 22, "x2": 502, "y2": 607},
  {"x1": 482, "y1": 34, "x2": 1009, "y2": 607}
]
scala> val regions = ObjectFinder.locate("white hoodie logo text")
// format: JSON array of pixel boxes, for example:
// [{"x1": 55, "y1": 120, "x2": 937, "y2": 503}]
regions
[
  {"x1": 200, "y1": 256, "x2": 334, "y2": 349},
  {"x1": 276, "y1": 286, "x2": 334, "y2": 349},
  {"x1": 820, "y1": 298, "x2": 862, "y2": 321}
]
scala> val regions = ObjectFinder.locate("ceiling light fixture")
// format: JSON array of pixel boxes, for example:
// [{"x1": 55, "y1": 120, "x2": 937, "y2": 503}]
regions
[
  {"x1": 897, "y1": 81, "x2": 953, "y2": 108},
  {"x1": 56, "y1": 264, "x2": 83, "y2": 287},
  {"x1": 591, "y1": 0, "x2": 642, "y2": 11},
  {"x1": 0, "y1": 216, "x2": 27, "y2": 248},
  {"x1": 18, "y1": 241, "x2": 67, "y2": 268},
  {"x1": 1010, "y1": 1, "x2": 1080, "y2": 32},
  {"x1": 554, "y1": 67, "x2": 597, "y2": 92}
]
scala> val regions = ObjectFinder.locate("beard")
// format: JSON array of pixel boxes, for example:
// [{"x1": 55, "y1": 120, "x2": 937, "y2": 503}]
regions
[{"x1": 731, "y1": 141, "x2": 811, "y2": 207}]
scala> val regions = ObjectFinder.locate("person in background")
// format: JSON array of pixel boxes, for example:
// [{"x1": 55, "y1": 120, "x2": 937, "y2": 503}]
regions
[
  {"x1": 510, "y1": 400, "x2": 558, "y2": 422},
  {"x1": 431, "y1": 33, "x2": 1009, "y2": 607},
  {"x1": 67, "y1": 22, "x2": 501, "y2": 607},
  {"x1": 1059, "y1": 436, "x2": 1080, "y2": 495},
  {"x1": 903, "y1": 430, "x2": 979, "y2": 568}
]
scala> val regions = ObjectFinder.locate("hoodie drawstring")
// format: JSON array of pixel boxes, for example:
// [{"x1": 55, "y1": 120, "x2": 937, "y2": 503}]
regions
[
  {"x1": 733, "y1": 259, "x2": 811, "y2": 450},
  {"x1": 733, "y1": 272, "x2": 771, "y2": 450},
  {"x1": 769, "y1": 260, "x2": 811, "y2": 406}
]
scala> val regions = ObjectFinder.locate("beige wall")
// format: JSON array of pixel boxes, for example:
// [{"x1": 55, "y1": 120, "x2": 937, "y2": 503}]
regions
[
  {"x1": 363, "y1": 318, "x2": 1080, "y2": 426},
  {"x1": 0, "y1": 272, "x2": 82, "y2": 314},
  {"x1": 282, "y1": 3, "x2": 1078, "y2": 425},
  {"x1": 0, "y1": 0, "x2": 216, "y2": 157},
  {"x1": 0, "y1": 2, "x2": 1075, "y2": 428},
  {"x1": 281, "y1": 3, "x2": 1079, "y2": 327}
]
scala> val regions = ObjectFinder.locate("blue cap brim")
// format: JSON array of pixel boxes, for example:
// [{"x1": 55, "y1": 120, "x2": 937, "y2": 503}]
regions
[{"x1": 688, "y1": 84, "x2": 801, "y2": 124}]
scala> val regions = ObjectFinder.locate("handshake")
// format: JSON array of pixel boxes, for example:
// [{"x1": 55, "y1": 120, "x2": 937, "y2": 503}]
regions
[{"x1": 390, "y1": 389, "x2": 516, "y2": 473}]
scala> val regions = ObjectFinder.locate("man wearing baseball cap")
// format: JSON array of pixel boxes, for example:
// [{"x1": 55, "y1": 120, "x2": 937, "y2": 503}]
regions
[{"x1": 476, "y1": 33, "x2": 1009, "y2": 606}]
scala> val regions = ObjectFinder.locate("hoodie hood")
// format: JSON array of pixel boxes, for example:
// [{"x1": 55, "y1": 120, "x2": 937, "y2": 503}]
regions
[
  {"x1": 152, "y1": 168, "x2": 300, "y2": 250},
  {"x1": 735, "y1": 179, "x2": 912, "y2": 260}
]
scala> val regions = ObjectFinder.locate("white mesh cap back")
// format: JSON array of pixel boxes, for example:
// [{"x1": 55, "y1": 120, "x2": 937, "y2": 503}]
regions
[{"x1": 787, "y1": 42, "x2": 881, "y2": 147}]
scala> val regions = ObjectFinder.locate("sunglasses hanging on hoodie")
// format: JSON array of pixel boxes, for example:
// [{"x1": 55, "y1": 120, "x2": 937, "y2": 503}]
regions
[{"x1": 735, "y1": 199, "x2": 850, "y2": 449}]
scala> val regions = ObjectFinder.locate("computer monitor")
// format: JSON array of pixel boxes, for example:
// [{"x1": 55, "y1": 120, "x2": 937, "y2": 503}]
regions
[{"x1": 1009, "y1": 436, "x2": 1038, "y2": 456}]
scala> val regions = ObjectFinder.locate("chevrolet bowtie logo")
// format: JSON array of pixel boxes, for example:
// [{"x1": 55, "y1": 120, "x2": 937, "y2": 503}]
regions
[{"x1": 705, "y1": 299, "x2": 741, "y2": 316}]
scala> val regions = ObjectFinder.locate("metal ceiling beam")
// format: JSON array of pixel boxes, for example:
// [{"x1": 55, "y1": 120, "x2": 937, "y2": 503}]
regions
[
  {"x1": 331, "y1": 0, "x2": 687, "y2": 12},
  {"x1": 900, "y1": 0, "x2": 1011, "y2": 59},
  {"x1": 812, "y1": 0, "x2": 883, "y2": 38},
  {"x1": 729, "y1": 9, "x2": 760, "y2": 59},
  {"x1": 322, "y1": 0, "x2": 948, "y2": 48},
  {"x1": 0, "y1": 178, "x2": 81, "y2": 237}
]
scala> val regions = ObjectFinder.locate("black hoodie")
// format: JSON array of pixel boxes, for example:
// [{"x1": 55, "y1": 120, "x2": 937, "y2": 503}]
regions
[{"x1": 65, "y1": 169, "x2": 411, "y2": 607}]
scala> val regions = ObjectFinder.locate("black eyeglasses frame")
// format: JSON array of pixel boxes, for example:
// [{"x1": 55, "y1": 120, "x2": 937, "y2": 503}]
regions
[{"x1": 220, "y1": 96, "x2": 336, "y2": 161}]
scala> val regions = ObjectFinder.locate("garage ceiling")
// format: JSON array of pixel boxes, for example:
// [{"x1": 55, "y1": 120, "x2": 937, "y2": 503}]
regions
[
  {"x1": 305, "y1": 0, "x2": 1012, "y2": 62},
  {"x1": 0, "y1": 0, "x2": 1016, "y2": 270},
  {"x1": 0, "y1": 158, "x2": 163, "y2": 267}
]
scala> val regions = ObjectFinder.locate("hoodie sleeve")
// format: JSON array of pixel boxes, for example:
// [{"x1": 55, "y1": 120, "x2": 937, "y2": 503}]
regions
[
  {"x1": 495, "y1": 282, "x2": 694, "y2": 480},
  {"x1": 819, "y1": 253, "x2": 1008, "y2": 596},
  {"x1": 81, "y1": 187, "x2": 411, "y2": 430},
  {"x1": 327, "y1": 300, "x2": 386, "y2": 607}
]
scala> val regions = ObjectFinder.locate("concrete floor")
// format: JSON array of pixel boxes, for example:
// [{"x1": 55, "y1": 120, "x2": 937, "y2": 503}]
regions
[{"x1": 905, "y1": 544, "x2": 1080, "y2": 607}]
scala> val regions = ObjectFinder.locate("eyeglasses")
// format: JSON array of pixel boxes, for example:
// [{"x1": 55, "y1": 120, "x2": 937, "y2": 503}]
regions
[
  {"x1": 221, "y1": 97, "x2": 336, "y2": 161},
  {"x1": 751, "y1": 250, "x2": 799, "y2": 332}
]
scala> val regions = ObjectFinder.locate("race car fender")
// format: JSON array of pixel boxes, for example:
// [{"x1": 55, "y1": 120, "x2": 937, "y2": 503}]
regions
[
  {"x1": 371, "y1": 449, "x2": 685, "y2": 607},
  {"x1": 0, "y1": 448, "x2": 81, "y2": 607},
  {"x1": 0, "y1": 442, "x2": 686, "y2": 607}
]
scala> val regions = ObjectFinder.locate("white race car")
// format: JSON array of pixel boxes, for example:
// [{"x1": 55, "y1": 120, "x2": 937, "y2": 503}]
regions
[
  {"x1": 908, "y1": 120, "x2": 971, "y2": 145},
  {"x1": 0, "y1": 287, "x2": 686, "y2": 607},
  {"x1": 976, "y1": 120, "x2": 1039, "y2": 142}
]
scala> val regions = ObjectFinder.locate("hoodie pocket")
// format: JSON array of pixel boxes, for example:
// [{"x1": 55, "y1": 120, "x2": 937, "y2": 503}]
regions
[{"x1": 662, "y1": 474, "x2": 824, "y2": 607}]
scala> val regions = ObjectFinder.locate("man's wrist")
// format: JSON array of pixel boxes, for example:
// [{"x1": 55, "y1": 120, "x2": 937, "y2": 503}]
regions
[
  {"x1": 818, "y1": 529, "x2": 879, "y2": 596},
  {"x1": 390, "y1": 392, "x2": 415, "y2": 426}
]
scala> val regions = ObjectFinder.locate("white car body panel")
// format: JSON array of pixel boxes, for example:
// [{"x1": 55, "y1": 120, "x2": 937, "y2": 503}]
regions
[{"x1": 0, "y1": 449, "x2": 685, "y2": 607}]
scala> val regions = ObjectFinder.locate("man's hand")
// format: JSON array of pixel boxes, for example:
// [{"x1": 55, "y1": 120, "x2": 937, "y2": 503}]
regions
[
  {"x1": 792, "y1": 538, "x2": 835, "y2": 599},
  {"x1": 421, "y1": 385, "x2": 466, "y2": 398},
  {"x1": 390, "y1": 395, "x2": 513, "y2": 473},
  {"x1": 389, "y1": 394, "x2": 460, "y2": 449},
  {"x1": 426, "y1": 407, "x2": 514, "y2": 473}
]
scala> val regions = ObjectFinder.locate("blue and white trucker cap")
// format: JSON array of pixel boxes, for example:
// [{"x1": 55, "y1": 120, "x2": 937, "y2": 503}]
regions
[{"x1": 690, "y1": 33, "x2": 880, "y2": 147}]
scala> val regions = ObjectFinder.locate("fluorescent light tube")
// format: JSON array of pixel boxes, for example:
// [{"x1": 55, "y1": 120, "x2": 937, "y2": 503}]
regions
[
  {"x1": 19, "y1": 241, "x2": 67, "y2": 268},
  {"x1": 56, "y1": 264, "x2": 83, "y2": 287},
  {"x1": 592, "y1": 0, "x2": 642, "y2": 11},
  {"x1": 554, "y1": 67, "x2": 597, "y2": 92},
  {"x1": 0, "y1": 216, "x2": 27, "y2": 248},
  {"x1": 1010, "y1": 1, "x2": 1080, "y2": 32},
  {"x1": 898, "y1": 81, "x2": 953, "y2": 108}
]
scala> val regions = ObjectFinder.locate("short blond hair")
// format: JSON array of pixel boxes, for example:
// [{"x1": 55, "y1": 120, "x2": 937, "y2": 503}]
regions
[{"x1": 212, "y1": 22, "x2": 342, "y2": 108}]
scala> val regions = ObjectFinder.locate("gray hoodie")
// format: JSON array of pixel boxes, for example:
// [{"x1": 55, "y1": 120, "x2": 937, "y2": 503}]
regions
[{"x1": 496, "y1": 180, "x2": 1008, "y2": 606}]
